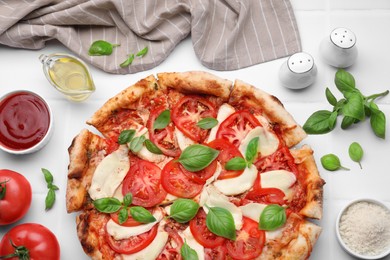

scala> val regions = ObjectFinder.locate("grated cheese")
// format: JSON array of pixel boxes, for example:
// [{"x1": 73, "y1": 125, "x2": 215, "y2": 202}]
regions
[{"x1": 339, "y1": 201, "x2": 390, "y2": 256}]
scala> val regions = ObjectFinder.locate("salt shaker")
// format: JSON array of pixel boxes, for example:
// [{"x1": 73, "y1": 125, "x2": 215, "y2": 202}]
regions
[
  {"x1": 319, "y1": 27, "x2": 358, "y2": 68},
  {"x1": 278, "y1": 52, "x2": 317, "y2": 89}
]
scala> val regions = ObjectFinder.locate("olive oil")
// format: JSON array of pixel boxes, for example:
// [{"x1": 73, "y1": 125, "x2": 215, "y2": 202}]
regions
[{"x1": 40, "y1": 54, "x2": 95, "y2": 102}]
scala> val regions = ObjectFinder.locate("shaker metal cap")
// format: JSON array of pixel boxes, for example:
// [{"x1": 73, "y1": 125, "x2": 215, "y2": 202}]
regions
[
  {"x1": 330, "y1": 28, "x2": 356, "y2": 49},
  {"x1": 287, "y1": 52, "x2": 314, "y2": 74}
]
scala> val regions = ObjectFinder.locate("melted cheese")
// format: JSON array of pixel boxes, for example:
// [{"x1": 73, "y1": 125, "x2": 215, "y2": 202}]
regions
[
  {"x1": 260, "y1": 170, "x2": 297, "y2": 201},
  {"x1": 179, "y1": 227, "x2": 205, "y2": 259},
  {"x1": 213, "y1": 165, "x2": 258, "y2": 195},
  {"x1": 175, "y1": 127, "x2": 195, "y2": 151},
  {"x1": 207, "y1": 103, "x2": 236, "y2": 142},
  {"x1": 239, "y1": 202, "x2": 267, "y2": 222},
  {"x1": 199, "y1": 185, "x2": 243, "y2": 230},
  {"x1": 88, "y1": 145, "x2": 130, "y2": 200},
  {"x1": 106, "y1": 209, "x2": 163, "y2": 240},
  {"x1": 239, "y1": 126, "x2": 279, "y2": 158},
  {"x1": 133, "y1": 126, "x2": 166, "y2": 163}
]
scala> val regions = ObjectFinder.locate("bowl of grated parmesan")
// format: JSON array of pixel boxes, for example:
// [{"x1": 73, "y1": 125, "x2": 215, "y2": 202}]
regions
[{"x1": 336, "y1": 198, "x2": 390, "y2": 259}]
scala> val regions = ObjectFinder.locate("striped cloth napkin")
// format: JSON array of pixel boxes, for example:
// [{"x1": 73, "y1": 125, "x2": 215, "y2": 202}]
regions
[{"x1": 0, "y1": 0, "x2": 301, "y2": 74}]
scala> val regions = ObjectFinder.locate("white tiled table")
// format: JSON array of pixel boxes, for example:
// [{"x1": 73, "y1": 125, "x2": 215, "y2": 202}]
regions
[{"x1": 1, "y1": 1, "x2": 390, "y2": 259}]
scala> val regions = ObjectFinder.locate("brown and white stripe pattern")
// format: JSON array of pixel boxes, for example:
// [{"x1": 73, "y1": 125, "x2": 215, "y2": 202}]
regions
[{"x1": 0, "y1": 0, "x2": 301, "y2": 74}]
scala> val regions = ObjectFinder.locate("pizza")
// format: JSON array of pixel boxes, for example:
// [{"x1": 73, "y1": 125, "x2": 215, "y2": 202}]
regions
[{"x1": 66, "y1": 71, "x2": 325, "y2": 260}]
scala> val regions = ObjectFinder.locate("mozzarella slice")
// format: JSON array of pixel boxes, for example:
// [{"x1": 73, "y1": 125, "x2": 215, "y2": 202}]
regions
[
  {"x1": 120, "y1": 230, "x2": 168, "y2": 260},
  {"x1": 260, "y1": 170, "x2": 297, "y2": 201},
  {"x1": 175, "y1": 127, "x2": 195, "y2": 151},
  {"x1": 179, "y1": 227, "x2": 205, "y2": 259},
  {"x1": 199, "y1": 185, "x2": 243, "y2": 230},
  {"x1": 239, "y1": 203, "x2": 267, "y2": 222},
  {"x1": 213, "y1": 165, "x2": 258, "y2": 196},
  {"x1": 132, "y1": 126, "x2": 166, "y2": 164},
  {"x1": 112, "y1": 184, "x2": 124, "y2": 201},
  {"x1": 207, "y1": 103, "x2": 236, "y2": 142},
  {"x1": 106, "y1": 209, "x2": 163, "y2": 240},
  {"x1": 88, "y1": 145, "x2": 130, "y2": 200},
  {"x1": 239, "y1": 126, "x2": 279, "y2": 158}
]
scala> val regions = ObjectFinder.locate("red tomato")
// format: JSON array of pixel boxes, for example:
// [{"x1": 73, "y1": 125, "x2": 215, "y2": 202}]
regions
[
  {"x1": 161, "y1": 159, "x2": 204, "y2": 198},
  {"x1": 205, "y1": 245, "x2": 228, "y2": 260},
  {"x1": 0, "y1": 169, "x2": 32, "y2": 225},
  {"x1": 105, "y1": 224, "x2": 158, "y2": 254},
  {"x1": 172, "y1": 96, "x2": 217, "y2": 142},
  {"x1": 189, "y1": 209, "x2": 226, "y2": 248},
  {"x1": 0, "y1": 223, "x2": 60, "y2": 260},
  {"x1": 208, "y1": 139, "x2": 244, "y2": 180},
  {"x1": 122, "y1": 157, "x2": 167, "y2": 207},
  {"x1": 225, "y1": 217, "x2": 265, "y2": 260},
  {"x1": 216, "y1": 110, "x2": 261, "y2": 147},
  {"x1": 148, "y1": 107, "x2": 181, "y2": 157},
  {"x1": 246, "y1": 187, "x2": 286, "y2": 205},
  {"x1": 181, "y1": 160, "x2": 217, "y2": 184},
  {"x1": 255, "y1": 146, "x2": 298, "y2": 175},
  {"x1": 157, "y1": 225, "x2": 184, "y2": 260},
  {"x1": 105, "y1": 138, "x2": 119, "y2": 155}
]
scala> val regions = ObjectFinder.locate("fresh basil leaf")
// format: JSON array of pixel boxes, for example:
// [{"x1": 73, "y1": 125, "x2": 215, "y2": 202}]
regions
[
  {"x1": 130, "y1": 135, "x2": 146, "y2": 153},
  {"x1": 197, "y1": 118, "x2": 218, "y2": 130},
  {"x1": 370, "y1": 108, "x2": 386, "y2": 139},
  {"x1": 225, "y1": 157, "x2": 247, "y2": 171},
  {"x1": 179, "y1": 145, "x2": 219, "y2": 172},
  {"x1": 349, "y1": 142, "x2": 363, "y2": 169},
  {"x1": 206, "y1": 206, "x2": 236, "y2": 240},
  {"x1": 181, "y1": 241, "x2": 199, "y2": 260},
  {"x1": 245, "y1": 137, "x2": 259, "y2": 166},
  {"x1": 328, "y1": 111, "x2": 338, "y2": 130},
  {"x1": 42, "y1": 168, "x2": 53, "y2": 184},
  {"x1": 144, "y1": 139, "x2": 163, "y2": 154},
  {"x1": 326, "y1": 87, "x2": 338, "y2": 106},
  {"x1": 118, "y1": 129, "x2": 136, "y2": 144},
  {"x1": 45, "y1": 189, "x2": 56, "y2": 210},
  {"x1": 259, "y1": 205, "x2": 286, "y2": 231},
  {"x1": 120, "y1": 54, "x2": 135, "y2": 68},
  {"x1": 303, "y1": 110, "x2": 333, "y2": 134},
  {"x1": 118, "y1": 208, "x2": 129, "y2": 224},
  {"x1": 93, "y1": 197, "x2": 122, "y2": 213},
  {"x1": 130, "y1": 206, "x2": 156, "y2": 223},
  {"x1": 335, "y1": 69, "x2": 356, "y2": 93},
  {"x1": 154, "y1": 110, "x2": 171, "y2": 130},
  {"x1": 50, "y1": 184, "x2": 59, "y2": 190},
  {"x1": 320, "y1": 154, "x2": 350, "y2": 171},
  {"x1": 88, "y1": 40, "x2": 120, "y2": 56},
  {"x1": 123, "y1": 193, "x2": 133, "y2": 207},
  {"x1": 341, "y1": 93, "x2": 365, "y2": 121},
  {"x1": 333, "y1": 98, "x2": 346, "y2": 114},
  {"x1": 341, "y1": 116, "x2": 355, "y2": 130},
  {"x1": 0, "y1": 180, "x2": 7, "y2": 200},
  {"x1": 170, "y1": 199, "x2": 200, "y2": 223},
  {"x1": 136, "y1": 46, "x2": 148, "y2": 57}
]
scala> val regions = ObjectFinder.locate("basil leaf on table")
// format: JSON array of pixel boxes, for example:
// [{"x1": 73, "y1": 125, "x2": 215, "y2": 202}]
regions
[
  {"x1": 320, "y1": 154, "x2": 350, "y2": 171},
  {"x1": 153, "y1": 110, "x2": 171, "y2": 130},
  {"x1": 328, "y1": 111, "x2": 338, "y2": 130},
  {"x1": 178, "y1": 145, "x2": 219, "y2": 172},
  {"x1": 118, "y1": 208, "x2": 129, "y2": 224},
  {"x1": 225, "y1": 157, "x2": 247, "y2": 171},
  {"x1": 369, "y1": 103, "x2": 386, "y2": 139},
  {"x1": 170, "y1": 199, "x2": 199, "y2": 223},
  {"x1": 45, "y1": 189, "x2": 56, "y2": 210},
  {"x1": 326, "y1": 87, "x2": 338, "y2": 106},
  {"x1": 334, "y1": 69, "x2": 356, "y2": 94},
  {"x1": 93, "y1": 197, "x2": 122, "y2": 213},
  {"x1": 88, "y1": 40, "x2": 120, "y2": 56},
  {"x1": 120, "y1": 54, "x2": 135, "y2": 68},
  {"x1": 130, "y1": 206, "x2": 156, "y2": 223},
  {"x1": 197, "y1": 118, "x2": 218, "y2": 130},
  {"x1": 42, "y1": 168, "x2": 54, "y2": 184},
  {"x1": 181, "y1": 241, "x2": 199, "y2": 260},
  {"x1": 341, "y1": 93, "x2": 365, "y2": 121},
  {"x1": 259, "y1": 204, "x2": 286, "y2": 231},
  {"x1": 130, "y1": 135, "x2": 146, "y2": 153},
  {"x1": 118, "y1": 129, "x2": 136, "y2": 144},
  {"x1": 245, "y1": 137, "x2": 259, "y2": 166},
  {"x1": 341, "y1": 116, "x2": 356, "y2": 130},
  {"x1": 41, "y1": 168, "x2": 58, "y2": 210},
  {"x1": 144, "y1": 139, "x2": 163, "y2": 154},
  {"x1": 348, "y1": 142, "x2": 364, "y2": 169},
  {"x1": 303, "y1": 110, "x2": 333, "y2": 134},
  {"x1": 206, "y1": 206, "x2": 236, "y2": 240},
  {"x1": 136, "y1": 46, "x2": 149, "y2": 57}
]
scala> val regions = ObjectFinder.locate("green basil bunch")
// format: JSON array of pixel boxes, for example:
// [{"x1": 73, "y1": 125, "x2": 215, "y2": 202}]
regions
[{"x1": 303, "y1": 69, "x2": 388, "y2": 139}]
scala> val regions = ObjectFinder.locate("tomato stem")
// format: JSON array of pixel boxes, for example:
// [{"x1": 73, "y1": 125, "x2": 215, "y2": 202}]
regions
[
  {"x1": 0, "y1": 179, "x2": 9, "y2": 200},
  {"x1": 0, "y1": 240, "x2": 30, "y2": 260}
]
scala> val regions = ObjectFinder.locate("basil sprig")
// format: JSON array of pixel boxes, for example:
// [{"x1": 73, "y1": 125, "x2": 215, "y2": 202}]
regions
[
  {"x1": 205, "y1": 206, "x2": 236, "y2": 240},
  {"x1": 118, "y1": 129, "x2": 136, "y2": 144},
  {"x1": 120, "y1": 46, "x2": 148, "y2": 68},
  {"x1": 154, "y1": 110, "x2": 171, "y2": 130},
  {"x1": 119, "y1": 130, "x2": 162, "y2": 155},
  {"x1": 225, "y1": 137, "x2": 259, "y2": 170},
  {"x1": 42, "y1": 168, "x2": 59, "y2": 210},
  {"x1": 178, "y1": 145, "x2": 219, "y2": 172},
  {"x1": 0, "y1": 179, "x2": 8, "y2": 200},
  {"x1": 259, "y1": 204, "x2": 286, "y2": 231},
  {"x1": 303, "y1": 69, "x2": 388, "y2": 138},
  {"x1": 169, "y1": 199, "x2": 200, "y2": 223},
  {"x1": 130, "y1": 206, "x2": 156, "y2": 223},
  {"x1": 181, "y1": 241, "x2": 199, "y2": 260},
  {"x1": 88, "y1": 40, "x2": 120, "y2": 56},
  {"x1": 348, "y1": 142, "x2": 364, "y2": 169},
  {"x1": 130, "y1": 135, "x2": 146, "y2": 153},
  {"x1": 136, "y1": 46, "x2": 149, "y2": 57},
  {"x1": 197, "y1": 118, "x2": 218, "y2": 130},
  {"x1": 93, "y1": 197, "x2": 122, "y2": 213}
]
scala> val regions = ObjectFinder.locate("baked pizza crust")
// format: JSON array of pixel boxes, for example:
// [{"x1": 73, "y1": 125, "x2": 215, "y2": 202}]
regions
[
  {"x1": 230, "y1": 79, "x2": 307, "y2": 148},
  {"x1": 157, "y1": 71, "x2": 232, "y2": 101}
]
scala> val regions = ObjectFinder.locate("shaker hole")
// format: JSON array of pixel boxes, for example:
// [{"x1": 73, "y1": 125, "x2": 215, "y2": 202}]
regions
[{"x1": 300, "y1": 61, "x2": 302, "y2": 63}]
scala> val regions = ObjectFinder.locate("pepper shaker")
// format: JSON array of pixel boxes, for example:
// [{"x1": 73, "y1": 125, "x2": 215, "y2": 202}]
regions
[
  {"x1": 319, "y1": 27, "x2": 358, "y2": 68},
  {"x1": 278, "y1": 52, "x2": 317, "y2": 89}
]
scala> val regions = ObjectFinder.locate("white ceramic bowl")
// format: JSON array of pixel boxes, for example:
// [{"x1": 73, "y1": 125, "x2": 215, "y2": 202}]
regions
[
  {"x1": 0, "y1": 90, "x2": 54, "y2": 155},
  {"x1": 336, "y1": 198, "x2": 390, "y2": 259}
]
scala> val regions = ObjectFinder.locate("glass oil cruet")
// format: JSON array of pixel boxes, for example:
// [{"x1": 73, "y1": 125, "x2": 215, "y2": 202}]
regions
[{"x1": 39, "y1": 53, "x2": 95, "y2": 102}]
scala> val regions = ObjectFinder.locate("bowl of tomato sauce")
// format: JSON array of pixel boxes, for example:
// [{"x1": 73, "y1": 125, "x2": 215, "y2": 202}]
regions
[{"x1": 0, "y1": 90, "x2": 53, "y2": 154}]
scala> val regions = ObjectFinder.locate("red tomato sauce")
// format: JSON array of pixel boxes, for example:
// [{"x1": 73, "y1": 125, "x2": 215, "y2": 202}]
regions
[{"x1": 0, "y1": 92, "x2": 50, "y2": 150}]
